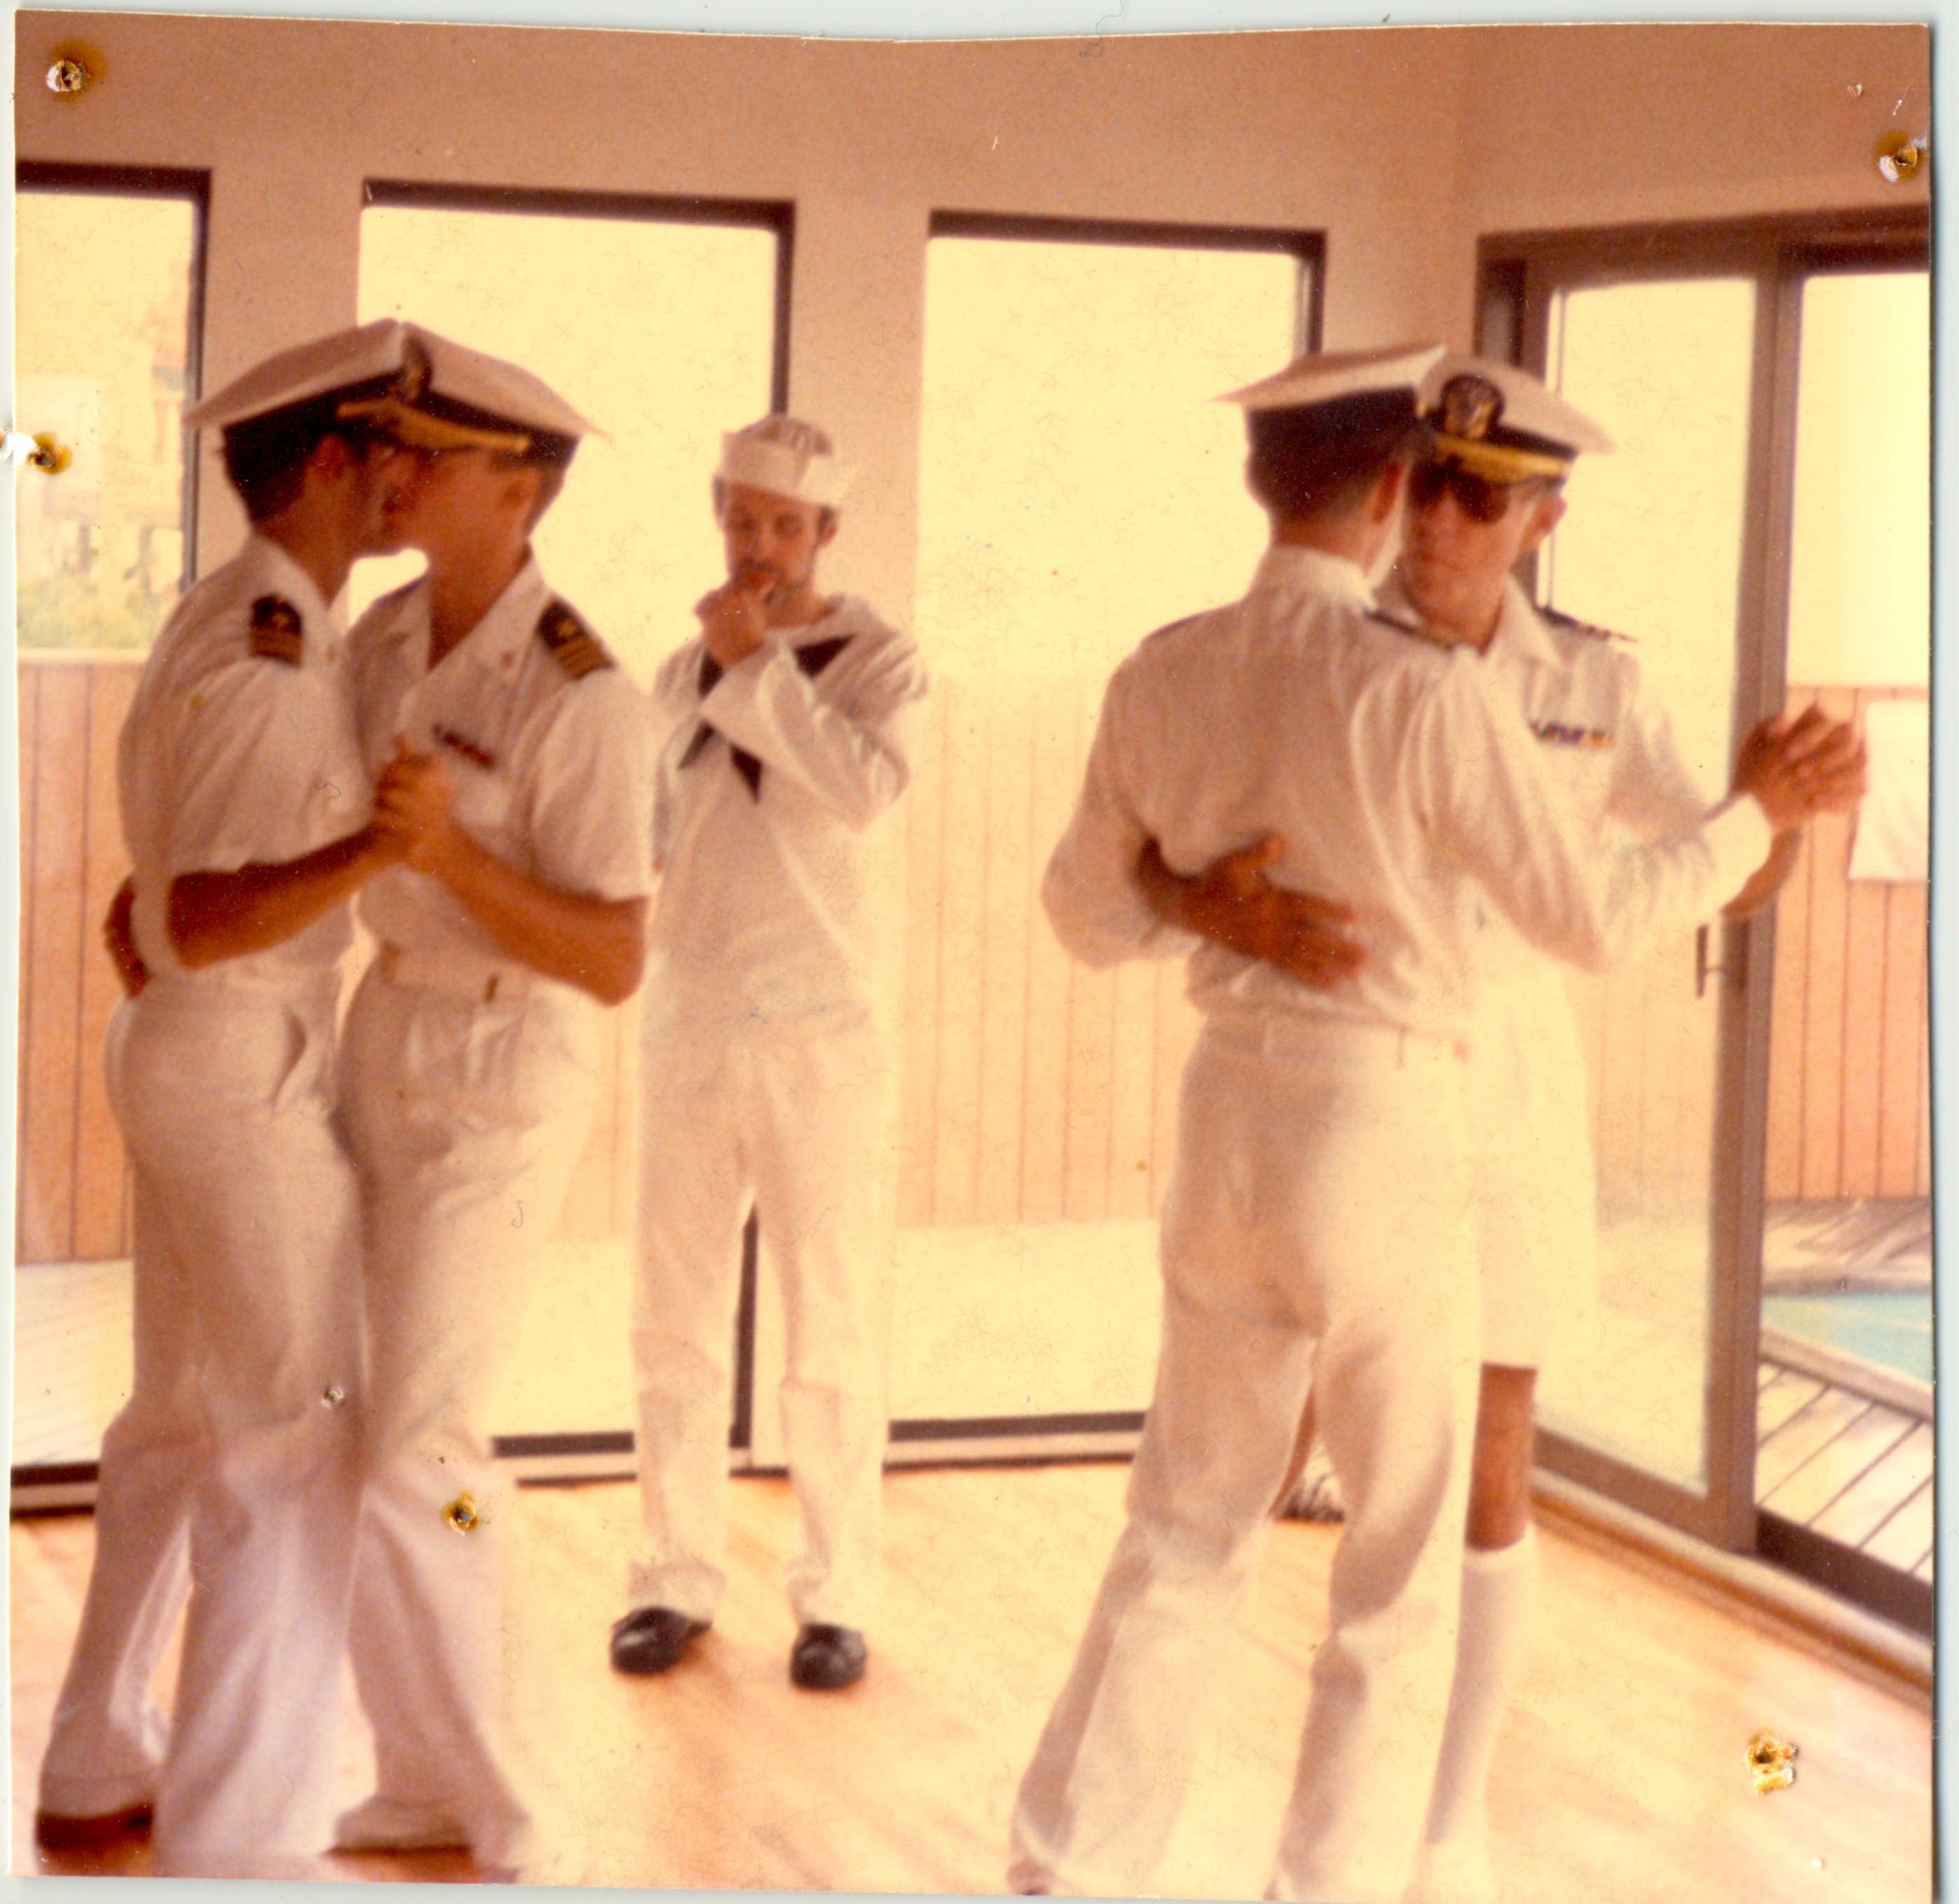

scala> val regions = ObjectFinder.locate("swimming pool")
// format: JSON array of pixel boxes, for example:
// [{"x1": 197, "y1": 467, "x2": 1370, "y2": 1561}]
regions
[{"x1": 1761, "y1": 1289, "x2": 1933, "y2": 1386}]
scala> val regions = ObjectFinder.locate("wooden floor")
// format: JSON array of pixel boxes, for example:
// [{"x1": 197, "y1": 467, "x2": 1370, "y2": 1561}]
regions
[
  {"x1": 1762, "y1": 1197, "x2": 1933, "y2": 1294},
  {"x1": 12, "y1": 1468, "x2": 1933, "y2": 1898},
  {"x1": 1756, "y1": 1357, "x2": 1935, "y2": 1582}
]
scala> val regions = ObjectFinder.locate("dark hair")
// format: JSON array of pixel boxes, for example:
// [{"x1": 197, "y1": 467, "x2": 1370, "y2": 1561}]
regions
[
  {"x1": 220, "y1": 395, "x2": 380, "y2": 523},
  {"x1": 1244, "y1": 391, "x2": 1420, "y2": 523}
]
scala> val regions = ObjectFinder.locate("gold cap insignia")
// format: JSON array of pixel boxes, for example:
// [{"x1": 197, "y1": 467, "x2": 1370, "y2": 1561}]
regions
[
  {"x1": 399, "y1": 336, "x2": 432, "y2": 404},
  {"x1": 1438, "y1": 373, "x2": 1505, "y2": 442}
]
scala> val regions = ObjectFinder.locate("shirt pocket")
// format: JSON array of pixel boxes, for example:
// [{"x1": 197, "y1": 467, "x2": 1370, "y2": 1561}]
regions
[{"x1": 448, "y1": 758, "x2": 517, "y2": 857}]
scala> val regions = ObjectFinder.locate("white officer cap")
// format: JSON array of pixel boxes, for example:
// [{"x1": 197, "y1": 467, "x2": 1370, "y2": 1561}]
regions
[
  {"x1": 338, "y1": 324, "x2": 598, "y2": 455},
  {"x1": 1420, "y1": 355, "x2": 1616, "y2": 482},
  {"x1": 717, "y1": 414, "x2": 851, "y2": 509},
  {"x1": 1218, "y1": 343, "x2": 1445, "y2": 414},
  {"x1": 182, "y1": 318, "x2": 408, "y2": 434}
]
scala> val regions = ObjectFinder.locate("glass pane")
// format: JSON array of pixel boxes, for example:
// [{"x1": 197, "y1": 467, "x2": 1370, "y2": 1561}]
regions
[
  {"x1": 358, "y1": 203, "x2": 781, "y2": 1445},
  {"x1": 16, "y1": 189, "x2": 197, "y2": 651},
  {"x1": 1758, "y1": 270, "x2": 1931, "y2": 1585},
  {"x1": 919, "y1": 239, "x2": 1301, "y2": 685},
  {"x1": 893, "y1": 236, "x2": 1303, "y2": 1437},
  {"x1": 358, "y1": 204, "x2": 780, "y2": 684},
  {"x1": 1534, "y1": 278, "x2": 1757, "y2": 1491},
  {"x1": 1787, "y1": 272, "x2": 1931, "y2": 690}
]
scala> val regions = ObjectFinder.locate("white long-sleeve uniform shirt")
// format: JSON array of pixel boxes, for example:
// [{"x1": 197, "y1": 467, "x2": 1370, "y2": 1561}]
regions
[
  {"x1": 647, "y1": 595, "x2": 929, "y2": 1027},
  {"x1": 347, "y1": 556, "x2": 654, "y2": 986},
  {"x1": 1042, "y1": 546, "x2": 1771, "y2": 1046},
  {"x1": 1384, "y1": 569, "x2": 1717, "y2": 982},
  {"x1": 119, "y1": 533, "x2": 367, "y2": 990}
]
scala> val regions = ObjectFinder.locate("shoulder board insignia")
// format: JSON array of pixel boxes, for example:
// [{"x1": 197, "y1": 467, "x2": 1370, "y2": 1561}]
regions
[
  {"x1": 1541, "y1": 605, "x2": 1633, "y2": 646},
  {"x1": 1364, "y1": 606, "x2": 1422, "y2": 636},
  {"x1": 249, "y1": 594, "x2": 305, "y2": 666},
  {"x1": 536, "y1": 598, "x2": 616, "y2": 680}
]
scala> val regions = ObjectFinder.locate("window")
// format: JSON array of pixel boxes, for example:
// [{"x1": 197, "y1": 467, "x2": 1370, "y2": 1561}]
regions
[
  {"x1": 15, "y1": 167, "x2": 203, "y2": 651},
  {"x1": 357, "y1": 185, "x2": 788, "y2": 683},
  {"x1": 1479, "y1": 211, "x2": 1932, "y2": 1628},
  {"x1": 885, "y1": 215, "x2": 1316, "y2": 1452},
  {"x1": 918, "y1": 215, "x2": 1317, "y2": 687}
]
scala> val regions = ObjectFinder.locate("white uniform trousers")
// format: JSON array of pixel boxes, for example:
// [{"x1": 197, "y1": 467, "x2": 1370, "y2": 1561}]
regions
[
  {"x1": 337, "y1": 970, "x2": 597, "y2": 1870},
  {"x1": 630, "y1": 1004, "x2": 894, "y2": 1630},
  {"x1": 1010, "y1": 1015, "x2": 1480, "y2": 1904},
  {"x1": 41, "y1": 979, "x2": 364, "y2": 1876}
]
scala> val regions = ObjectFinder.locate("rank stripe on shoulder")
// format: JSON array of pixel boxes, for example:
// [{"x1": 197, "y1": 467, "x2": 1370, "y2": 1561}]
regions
[
  {"x1": 535, "y1": 597, "x2": 616, "y2": 679},
  {"x1": 1541, "y1": 603, "x2": 1633, "y2": 645},
  {"x1": 249, "y1": 593, "x2": 305, "y2": 665}
]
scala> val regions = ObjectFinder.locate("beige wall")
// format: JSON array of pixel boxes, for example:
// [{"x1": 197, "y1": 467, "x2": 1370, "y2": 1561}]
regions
[{"x1": 18, "y1": 13, "x2": 1927, "y2": 630}]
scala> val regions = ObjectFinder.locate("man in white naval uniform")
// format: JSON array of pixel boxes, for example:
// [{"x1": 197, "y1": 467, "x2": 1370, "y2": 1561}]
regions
[
  {"x1": 34, "y1": 322, "x2": 418, "y2": 1877},
  {"x1": 1184, "y1": 357, "x2": 1856, "y2": 1904},
  {"x1": 324, "y1": 328, "x2": 652, "y2": 1877},
  {"x1": 1009, "y1": 347, "x2": 1850, "y2": 1904},
  {"x1": 614, "y1": 415, "x2": 928, "y2": 1693}
]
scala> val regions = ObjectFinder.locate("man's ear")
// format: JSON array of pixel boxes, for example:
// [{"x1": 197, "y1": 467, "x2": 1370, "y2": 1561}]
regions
[
  {"x1": 1369, "y1": 459, "x2": 1408, "y2": 523},
  {"x1": 816, "y1": 509, "x2": 840, "y2": 550},
  {"x1": 309, "y1": 432, "x2": 357, "y2": 484},
  {"x1": 1518, "y1": 491, "x2": 1567, "y2": 559},
  {"x1": 504, "y1": 463, "x2": 546, "y2": 522}
]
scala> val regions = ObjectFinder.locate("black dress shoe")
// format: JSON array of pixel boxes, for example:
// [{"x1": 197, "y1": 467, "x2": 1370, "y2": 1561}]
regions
[
  {"x1": 789, "y1": 1623, "x2": 867, "y2": 1690},
  {"x1": 609, "y1": 1605, "x2": 709, "y2": 1675},
  {"x1": 33, "y1": 1803, "x2": 154, "y2": 1849}
]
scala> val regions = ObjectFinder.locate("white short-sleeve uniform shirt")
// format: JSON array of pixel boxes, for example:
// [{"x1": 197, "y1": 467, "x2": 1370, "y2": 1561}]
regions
[
  {"x1": 347, "y1": 554, "x2": 654, "y2": 989},
  {"x1": 119, "y1": 533, "x2": 368, "y2": 991}
]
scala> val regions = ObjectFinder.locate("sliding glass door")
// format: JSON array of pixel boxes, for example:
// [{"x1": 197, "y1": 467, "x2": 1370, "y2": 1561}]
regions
[{"x1": 1480, "y1": 212, "x2": 1930, "y2": 1630}]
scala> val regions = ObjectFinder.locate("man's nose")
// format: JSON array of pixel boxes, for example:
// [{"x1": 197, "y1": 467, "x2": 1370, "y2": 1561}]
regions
[{"x1": 1414, "y1": 491, "x2": 1467, "y2": 533}]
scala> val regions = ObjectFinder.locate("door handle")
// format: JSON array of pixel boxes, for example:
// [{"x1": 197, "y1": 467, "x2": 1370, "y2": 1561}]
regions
[{"x1": 1695, "y1": 922, "x2": 1745, "y2": 999}]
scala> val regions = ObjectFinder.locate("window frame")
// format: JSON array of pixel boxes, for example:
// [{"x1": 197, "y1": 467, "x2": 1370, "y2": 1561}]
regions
[
  {"x1": 1475, "y1": 207, "x2": 1932, "y2": 1634},
  {"x1": 362, "y1": 177, "x2": 795, "y2": 414},
  {"x1": 864, "y1": 208, "x2": 1325, "y2": 1466},
  {"x1": 16, "y1": 160, "x2": 212, "y2": 606},
  {"x1": 931, "y1": 207, "x2": 1323, "y2": 357}
]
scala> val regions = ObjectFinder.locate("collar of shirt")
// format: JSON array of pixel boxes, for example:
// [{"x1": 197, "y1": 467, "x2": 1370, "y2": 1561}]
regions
[
  {"x1": 242, "y1": 531, "x2": 345, "y2": 664},
  {"x1": 1486, "y1": 574, "x2": 1566, "y2": 675},
  {"x1": 420, "y1": 550, "x2": 551, "y2": 685},
  {"x1": 749, "y1": 595, "x2": 856, "y2": 662},
  {"x1": 1375, "y1": 567, "x2": 1564, "y2": 678},
  {"x1": 1248, "y1": 543, "x2": 1377, "y2": 610}
]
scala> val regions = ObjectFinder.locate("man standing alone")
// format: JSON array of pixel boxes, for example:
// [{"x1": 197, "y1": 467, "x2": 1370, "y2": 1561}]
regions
[{"x1": 616, "y1": 415, "x2": 928, "y2": 1692}]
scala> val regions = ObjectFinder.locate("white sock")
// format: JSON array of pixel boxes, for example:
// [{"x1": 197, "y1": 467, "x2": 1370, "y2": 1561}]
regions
[{"x1": 1422, "y1": 1528, "x2": 1540, "y2": 1847}]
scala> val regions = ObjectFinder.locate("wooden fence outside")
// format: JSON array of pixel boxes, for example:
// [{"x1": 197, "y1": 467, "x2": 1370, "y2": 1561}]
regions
[{"x1": 15, "y1": 655, "x2": 1929, "y2": 1266}]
